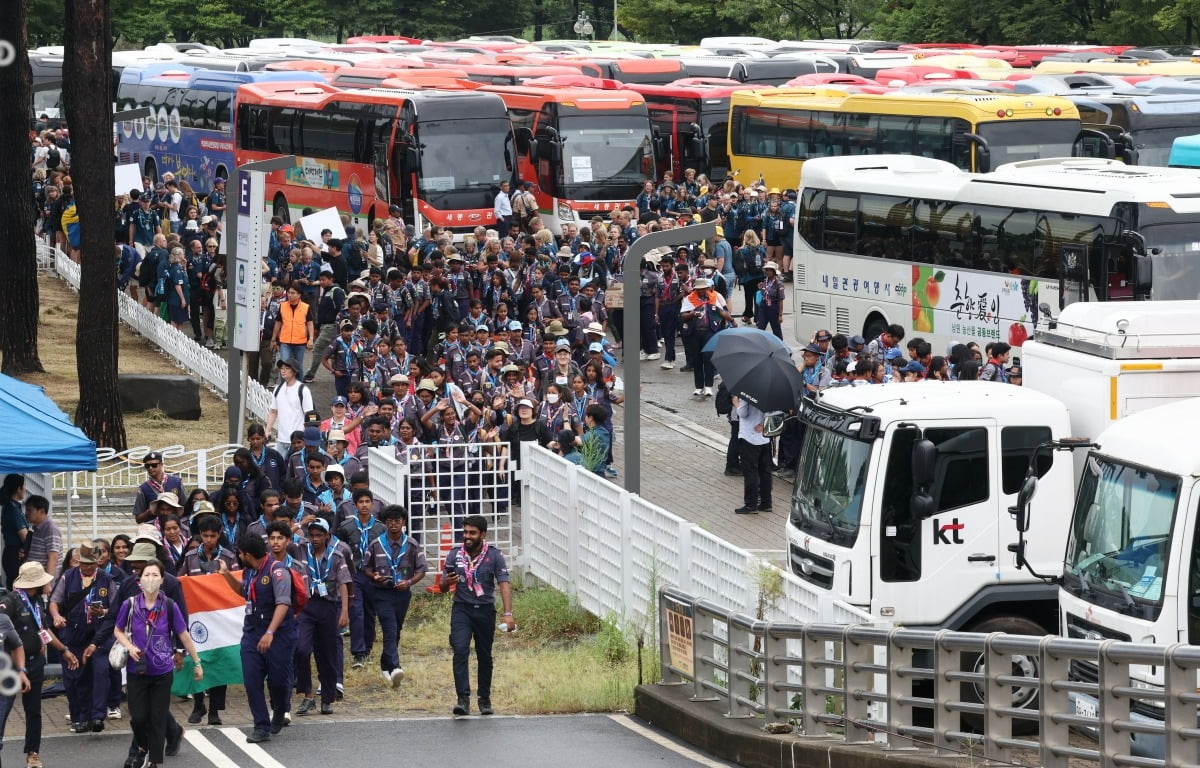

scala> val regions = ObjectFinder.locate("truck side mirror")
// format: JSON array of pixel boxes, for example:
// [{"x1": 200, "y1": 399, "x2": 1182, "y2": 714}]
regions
[
  {"x1": 763, "y1": 412, "x2": 785, "y2": 438},
  {"x1": 1014, "y1": 475, "x2": 1038, "y2": 532},
  {"x1": 911, "y1": 439, "x2": 935, "y2": 487}
]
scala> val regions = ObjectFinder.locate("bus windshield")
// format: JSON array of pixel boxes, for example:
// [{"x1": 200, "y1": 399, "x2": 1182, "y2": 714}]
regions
[
  {"x1": 1063, "y1": 455, "x2": 1179, "y2": 619},
  {"x1": 975, "y1": 119, "x2": 1081, "y2": 167},
  {"x1": 791, "y1": 425, "x2": 871, "y2": 547},
  {"x1": 417, "y1": 118, "x2": 513, "y2": 210},
  {"x1": 558, "y1": 115, "x2": 651, "y2": 200},
  {"x1": 1138, "y1": 206, "x2": 1200, "y2": 300}
]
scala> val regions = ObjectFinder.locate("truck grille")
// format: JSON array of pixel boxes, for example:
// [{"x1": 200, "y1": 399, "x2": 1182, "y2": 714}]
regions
[{"x1": 789, "y1": 543, "x2": 834, "y2": 589}]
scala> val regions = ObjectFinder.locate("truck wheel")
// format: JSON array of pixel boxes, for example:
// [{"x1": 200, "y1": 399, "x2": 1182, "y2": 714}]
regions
[{"x1": 960, "y1": 616, "x2": 1044, "y2": 736}]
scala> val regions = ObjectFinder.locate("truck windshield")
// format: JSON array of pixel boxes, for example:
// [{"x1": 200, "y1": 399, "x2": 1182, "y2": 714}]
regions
[
  {"x1": 791, "y1": 425, "x2": 872, "y2": 546},
  {"x1": 1063, "y1": 455, "x2": 1179, "y2": 619}
]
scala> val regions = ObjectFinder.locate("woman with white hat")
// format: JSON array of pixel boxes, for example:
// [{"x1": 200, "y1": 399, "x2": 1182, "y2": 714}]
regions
[{"x1": 0, "y1": 561, "x2": 63, "y2": 768}]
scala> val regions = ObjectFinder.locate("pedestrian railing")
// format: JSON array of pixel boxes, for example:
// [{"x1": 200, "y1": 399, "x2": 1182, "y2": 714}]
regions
[
  {"x1": 41, "y1": 241, "x2": 273, "y2": 424},
  {"x1": 658, "y1": 586, "x2": 1200, "y2": 768},
  {"x1": 368, "y1": 443, "x2": 514, "y2": 564},
  {"x1": 520, "y1": 445, "x2": 873, "y2": 633},
  {"x1": 50, "y1": 443, "x2": 244, "y2": 498}
]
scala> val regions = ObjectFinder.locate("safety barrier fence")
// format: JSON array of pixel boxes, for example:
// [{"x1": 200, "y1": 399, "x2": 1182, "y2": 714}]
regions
[
  {"x1": 658, "y1": 586, "x2": 1198, "y2": 768},
  {"x1": 39, "y1": 241, "x2": 273, "y2": 423},
  {"x1": 368, "y1": 443, "x2": 514, "y2": 564}
]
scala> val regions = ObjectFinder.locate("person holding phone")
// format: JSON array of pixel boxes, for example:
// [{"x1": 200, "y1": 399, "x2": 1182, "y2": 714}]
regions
[{"x1": 440, "y1": 515, "x2": 512, "y2": 717}]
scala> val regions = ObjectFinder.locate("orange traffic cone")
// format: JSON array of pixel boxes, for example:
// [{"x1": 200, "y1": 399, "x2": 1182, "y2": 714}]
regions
[{"x1": 426, "y1": 522, "x2": 455, "y2": 593}]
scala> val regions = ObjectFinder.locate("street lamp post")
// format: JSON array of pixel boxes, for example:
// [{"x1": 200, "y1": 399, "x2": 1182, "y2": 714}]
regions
[{"x1": 227, "y1": 155, "x2": 297, "y2": 444}]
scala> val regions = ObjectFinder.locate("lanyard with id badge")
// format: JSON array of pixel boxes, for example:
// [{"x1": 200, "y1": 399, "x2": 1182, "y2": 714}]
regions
[
  {"x1": 307, "y1": 546, "x2": 333, "y2": 598},
  {"x1": 20, "y1": 591, "x2": 53, "y2": 648},
  {"x1": 245, "y1": 559, "x2": 271, "y2": 616}
]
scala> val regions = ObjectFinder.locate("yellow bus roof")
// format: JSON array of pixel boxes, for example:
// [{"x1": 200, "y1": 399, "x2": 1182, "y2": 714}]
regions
[
  {"x1": 1034, "y1": 58, "x2": 1200, "y2": 76},
  {"x1": 730, "y1": 88, "x2": 1081, "y2": 120}
]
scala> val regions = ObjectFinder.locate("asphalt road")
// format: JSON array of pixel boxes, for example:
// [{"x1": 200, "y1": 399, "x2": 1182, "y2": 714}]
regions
[{"x1": 25, "y1": 713, "x2": 736, "y2": 768}]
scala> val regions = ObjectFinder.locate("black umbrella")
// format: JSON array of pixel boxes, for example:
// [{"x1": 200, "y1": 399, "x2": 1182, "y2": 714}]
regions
[{"x1": 704, "y1": 328, "x2": 803, "y2": 412}]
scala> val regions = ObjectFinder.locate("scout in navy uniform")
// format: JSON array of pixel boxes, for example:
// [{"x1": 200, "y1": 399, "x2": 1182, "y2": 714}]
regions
[
  {"x1": 179, "y1": 514, "x2": 237, "y2": 727},
  {"x1": 440, "y1": 514, "x2": 513, "y2": 716},
  {"x1": 48, "y1": 542, "x2": 116, "y2": 734},
  {"x1": 294, "y1": 519, "x2": 351, "y2": 716},
  {"x1": 218, "y1": 533, "x2": 298, "y2": 744},
  {"x1": 364, "y1": 505, "x2": 426, "y2": 688},
  {"x1": 336, "y1": 489, "x2": 385, "y2": 669}
]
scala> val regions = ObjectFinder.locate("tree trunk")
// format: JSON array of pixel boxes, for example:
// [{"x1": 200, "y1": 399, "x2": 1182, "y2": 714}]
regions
[
  {"x1": 0, "y1": 0, "x2": 44, "y2": 375},
  {"x1": 64, "y1": 0, "x2": 127, "y2": 450}
]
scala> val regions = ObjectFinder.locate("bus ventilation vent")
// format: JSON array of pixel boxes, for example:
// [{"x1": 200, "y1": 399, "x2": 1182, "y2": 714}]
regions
[
  {"x1": 118, "y1": 152, "x2": 133, "y2": 164},
  {"x1": 800, "y1": 302, "x2": 826, "y2": 318},
  {"x1": 795, "y1": 263, "x2": 806, "y2": 287},
  {"x1": 835, "y1": 308, "x2": 850, "y2": 336}
]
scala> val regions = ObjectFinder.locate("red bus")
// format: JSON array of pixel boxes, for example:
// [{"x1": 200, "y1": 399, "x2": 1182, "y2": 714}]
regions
[
  {"x1": 234, "y1": 81, "x2": 515, "y2": 236},
  {"x1": 481, "y1": 85, "x2": 653, "y2": 233}
]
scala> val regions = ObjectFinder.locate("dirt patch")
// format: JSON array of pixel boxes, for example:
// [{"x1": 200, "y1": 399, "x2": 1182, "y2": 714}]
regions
[{"x1": 20, "y1": 275, "x2": 230, "y2": 450}]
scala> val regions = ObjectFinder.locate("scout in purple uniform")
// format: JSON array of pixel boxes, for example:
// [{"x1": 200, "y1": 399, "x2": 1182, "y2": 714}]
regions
[
  {"x1": 217, "y1": 533, "x2": 298, "y2": 744},
  {"x1": 440, "y1": 514, "x2": 513, "y2": 716},
  {"x1": 293, "y1": 519, "x2": 350, "y2": 716},
  {"x1": 364, "y1": 505, "x2": 426, "y2": 687},
  {"x1": 336, "y1": 489, "x2": 385, "y2": 668}
]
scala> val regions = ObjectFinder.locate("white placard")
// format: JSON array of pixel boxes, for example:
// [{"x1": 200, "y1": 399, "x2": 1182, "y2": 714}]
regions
[
  {"x1": 573, "y1": 166, "x2": 593, "y2": 183},
  {"x1": 114, "y1": 163, "x2": 142, "y2": 197},
  {"x1": 232, "y1": 170, "x2": 266, "y2": 353},
  {"x1": 571, "y1": 156, "x2": 591, "y2": 169},
  {"x1": 295, "y1": 206, "x2": 343, "y2": 244}
]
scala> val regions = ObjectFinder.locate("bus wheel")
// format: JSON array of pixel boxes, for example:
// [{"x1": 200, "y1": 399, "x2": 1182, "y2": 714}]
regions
[
  {"x1": 273, "y1": 195, "x2": 290, "y2": 224},
  {"x1": 144, "y1": 157, "x2": 158, "y2": 184},
  {"x1": 862, "y1": 314, "x2": 887, "y2": 344},
  {"x1": 959, "y1": 615, "x2": 1044, "y2": 736}
]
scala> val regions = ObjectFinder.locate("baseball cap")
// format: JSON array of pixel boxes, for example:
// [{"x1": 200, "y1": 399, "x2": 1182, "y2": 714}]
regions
[
  {"x1": 555, "y1": 338, "x2": 571, "y2": 350},
  {"x1": 814, "y1": 329, "x2": 833, "y2": 342},
  {"x1": 902, "y1": 360, "x2": 926, "y2": 374},
  {"x1": 508, "y1": 320, "x2": 523, "y2": 331},
  {"x1": 306, "y1": 518, "x2": 331, "y2": 533},
  {"x1": 588, "y1": 342, "x2": 603, "y2": 352},
  {"x1": 331, "y1": 396, "x2": 349, "y2": 407},
  {"x1": 849, "y1": 335, "x2": 866, "y2": 349},
  {"x1": 885, "y1": 348, "x2": 905, "y2": 361},
  {"x1": 303, "y1": 426, "x2": 322, "y2": 447}
]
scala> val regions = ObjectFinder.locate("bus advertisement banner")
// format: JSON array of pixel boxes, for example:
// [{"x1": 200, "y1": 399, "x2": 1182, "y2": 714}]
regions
[{"x1": 909, "y1": 265, "x2": 1042, "y2": 348}]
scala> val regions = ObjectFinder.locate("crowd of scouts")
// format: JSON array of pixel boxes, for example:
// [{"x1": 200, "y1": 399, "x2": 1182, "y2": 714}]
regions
[{"x1": 0, "y1": 465, "x2": 512, "y2": 768}]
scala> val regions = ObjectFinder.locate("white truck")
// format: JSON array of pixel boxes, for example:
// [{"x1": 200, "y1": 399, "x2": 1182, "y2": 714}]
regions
[{"x1": 782, "y1": 301, "x2": 1200, "y2": 722}]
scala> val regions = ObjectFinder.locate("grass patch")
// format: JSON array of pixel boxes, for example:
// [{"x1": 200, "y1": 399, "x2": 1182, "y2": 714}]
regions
[{"x1": 343, "y1": 585, "x2": 639, "y2": 715}]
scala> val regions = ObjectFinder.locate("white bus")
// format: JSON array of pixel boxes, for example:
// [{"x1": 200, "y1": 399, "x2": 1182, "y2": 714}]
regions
[{"x1": 792, "y1": 155, "x2": 1200, "y2": 358}]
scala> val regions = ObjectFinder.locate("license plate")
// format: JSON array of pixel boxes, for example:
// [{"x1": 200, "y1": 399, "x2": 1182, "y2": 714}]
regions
[{"x1": 1075, "y1": 697, "x2": 1098, "y2": 720}]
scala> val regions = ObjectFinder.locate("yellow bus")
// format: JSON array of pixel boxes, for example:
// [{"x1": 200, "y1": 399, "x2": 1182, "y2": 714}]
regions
[
  {"x1": 726, "y1": 88, "x2": 1084, "y2": 189},
  {"x1": 1034, "y1": 58, "x2": 1200, "y2": 77}
]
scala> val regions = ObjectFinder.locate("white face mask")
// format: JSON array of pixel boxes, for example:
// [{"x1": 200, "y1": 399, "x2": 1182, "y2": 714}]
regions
[
  {"x1": 546, "y1": 393, "x2": 560, "y2": 404},
  {"x1": 140, "y1": 574, "x2": 163, "y2": 594}
]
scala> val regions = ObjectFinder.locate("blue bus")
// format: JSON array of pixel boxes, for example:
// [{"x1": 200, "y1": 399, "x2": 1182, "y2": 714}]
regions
[{"x1": 115, "y1": 66, "x2": 325, "y2": 196}]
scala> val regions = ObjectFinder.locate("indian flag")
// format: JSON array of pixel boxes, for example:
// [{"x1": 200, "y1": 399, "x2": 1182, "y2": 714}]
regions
[{"x1": 171, "y1": 573, "x2": 244, "y2": 697}]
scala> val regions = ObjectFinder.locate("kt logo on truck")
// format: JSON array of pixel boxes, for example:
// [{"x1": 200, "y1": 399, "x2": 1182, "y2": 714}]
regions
[{"x1": 933, "y1": 518, "x2": 965, "y2": 544}]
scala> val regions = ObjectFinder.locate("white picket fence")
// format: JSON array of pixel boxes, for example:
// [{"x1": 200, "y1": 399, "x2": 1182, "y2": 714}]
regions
[{"x1": 40, "y1": 241, "x2": 273, "y2": 424}]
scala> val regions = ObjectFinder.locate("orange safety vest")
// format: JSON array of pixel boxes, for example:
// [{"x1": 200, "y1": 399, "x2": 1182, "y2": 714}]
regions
[{"x1": 277, "y1": 300, "x2": 311, "y2": 345}]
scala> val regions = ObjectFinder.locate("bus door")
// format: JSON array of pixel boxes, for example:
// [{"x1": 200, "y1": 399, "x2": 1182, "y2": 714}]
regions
[
  {"x1": 648, "y1": 104, "x2": 679, "y2": 179},
  {"x1": 393, "y1": 104, "x2": 418, "y2": 225}
]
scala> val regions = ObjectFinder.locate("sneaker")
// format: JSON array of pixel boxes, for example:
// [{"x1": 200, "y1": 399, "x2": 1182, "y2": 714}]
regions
[
  {"x1": 680, "y1": 365, "x2": 693, "y2": 372},
  {"x1": 774, "y1": 468, "x2": 796, "y2": 479},
  {"x1": 703, "y1": 387, "x2": 713, "y2": 397},
  {"x1": 90, "y1": 718, "x2": 105, "y2": 733},
  {"x1": 389, "y1": 667, "x2": 405, "y2": 688},
  {"x1": 26, "y1": 752, "x2": 42, "y2": 768},
  {"x1": 478, "y1": 699, "x2": 494, "y2": 716},
  {"x1": 734, "y1": 506, "x2": 759, "y2": 515},
  {"x1": 320, "y1": 702, "x2": 333, "y2": 715},
  {"x1": 303, "y1": 374, "x2": 315, "y2": 383},
  {"x1": 187, "y1": 703, "x2": 205, "y2": 724},
  {"x1": 658, "y1": 339, "x2": 664, "y2": 347},
  {"x1": 659, "y1": 360, "x2": 674, "y2": 369},
  {"x1": 646, "y1": 352, "x2": 661, "y2": 360},
  {"x1": 108, "y1": 706, "x2": 122, "y2": 720},
  {"x1": 452, "y1": 697, "x2": 470, "y2": 716},
  {"x1": 381, "y1": 670, "x2": 393, "y2": 685},
  {"x1": 270, "y1": 711, "x2": 287, "y2": 734},
  {"x1": 165, "y1": 721, "x2": 183, "y2": 756},
  {"x1": 692, "y1": 388, "x2": 703, "y2": 396},
  {"x1": 336, "y1": 683, "x2": 344, "y2": 700},
  {"x1": 246, "y1": 729, "x2": 271, "y2": 744},
  {"x1": 352, "y1": 655, "x2": 366, "y2": 669},
  {"x1": 723, "y1": 468, "x2": 743, "y2": 476},
  {"x1": 283, "y1": 712, "x2": 292, "y2": 726},
  {"x1": 605, "y1": 466, "x2": 618, "y2": 478},
  {"x1": 207, "y1": 713, "x2": 222, "y2": 726},
  {"x1": 203, "y1": 337, "x2": 216, "y2": 349},
  {"x1": 296, "y1": 698, "x2": 316, "y2": 716},
  {"x1": 638, "y1": 351, "x2": 648, "y2": 361}
]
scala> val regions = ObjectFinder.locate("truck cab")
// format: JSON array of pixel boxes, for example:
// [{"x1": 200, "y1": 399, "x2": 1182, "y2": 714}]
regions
[{"x1": 786, "y1": 382, "x2": 1074, "y2": 634}]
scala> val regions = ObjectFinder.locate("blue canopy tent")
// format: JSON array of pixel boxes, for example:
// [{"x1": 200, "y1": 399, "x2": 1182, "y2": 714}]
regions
[{"x1": 0, "y1": 373, "x2": 96, "y2": 473}]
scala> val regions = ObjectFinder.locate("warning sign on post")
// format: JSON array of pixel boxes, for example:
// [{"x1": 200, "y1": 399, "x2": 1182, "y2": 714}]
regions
[{"x1": 664, "y1": 595, "x2": 694, "y2": 678}]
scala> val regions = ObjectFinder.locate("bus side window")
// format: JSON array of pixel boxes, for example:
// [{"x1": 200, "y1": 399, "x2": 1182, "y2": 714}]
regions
[{"x1": 822, "y1": 194, "x2": 859, "y2": 253}]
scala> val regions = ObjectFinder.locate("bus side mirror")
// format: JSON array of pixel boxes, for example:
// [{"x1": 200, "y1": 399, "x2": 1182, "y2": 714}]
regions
[
  {"x1": 1012, "y1": 474, "x2": 1037, "y2": 532},
  {"x1": 1134, "y1": 254, "x2": 1152, "y2": 297},
  {"x1": 514, "y1": 126, "x2": 533, "y2": 156},
  {"x1": 689, "y1": 123, "x2": 706, "y2": 158},
  {"x1": 1120, "y1": 132, "x2": 1138, "y2": 165},
  {"x1": 404, "y1": 145, "x2": 420, "y2": 171}
]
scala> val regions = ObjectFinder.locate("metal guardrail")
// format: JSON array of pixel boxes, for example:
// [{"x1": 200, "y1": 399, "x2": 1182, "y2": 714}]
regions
[
  {"x1": 658, "y1": 587, "x2": 1200, "y2": 768},
  {"x1": 41, "y1": 241, "x2": 273, "y2": 424}
]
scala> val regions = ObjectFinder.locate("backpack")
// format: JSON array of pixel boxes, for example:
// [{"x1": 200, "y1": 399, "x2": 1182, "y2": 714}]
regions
[
  {"x1": 715, "y1": 382, "x2": 734, "y2": 416},
  {"x1": 285, "y1": 563, "x2": 308, "y2": 616},
  {"x1": 137, "y1": 248, "x2": 159, "y2": 285},
  {"x1": 46, "y1": 145, "x2": 61, "y2": 171}
]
